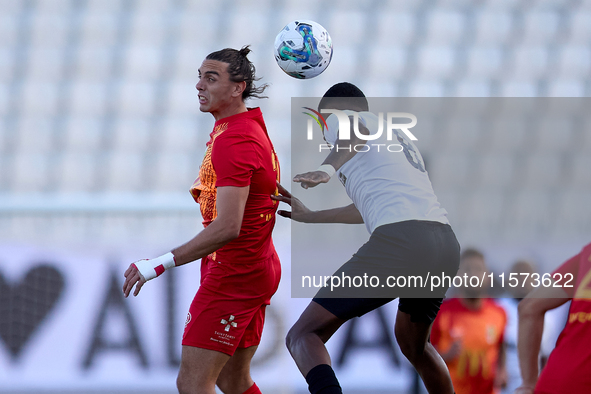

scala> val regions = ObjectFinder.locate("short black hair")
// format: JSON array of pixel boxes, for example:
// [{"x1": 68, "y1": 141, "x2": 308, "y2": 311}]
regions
[
  {"x1": 318, "y1": 82, "x2": 369, "y2": 111},
  {"x1": 206, "y1": 45, "x2": 268, "y2": 101}
]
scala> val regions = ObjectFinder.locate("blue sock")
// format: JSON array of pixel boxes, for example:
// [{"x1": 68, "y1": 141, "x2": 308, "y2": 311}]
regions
[{"x1": 305, "y1": 364, "x2": 342, "y2": 394}]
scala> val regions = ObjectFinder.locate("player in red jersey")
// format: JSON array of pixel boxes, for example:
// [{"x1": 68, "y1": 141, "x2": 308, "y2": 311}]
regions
[
  {"x1": 515, "y1": 241, "x2": 591, "y2": 394},
  {"x1": 122, "y1": 46, "x2": 281, "y2": 394},
  {"x1": 431, "y1": 249, "x2": 507, "y2": 394}
]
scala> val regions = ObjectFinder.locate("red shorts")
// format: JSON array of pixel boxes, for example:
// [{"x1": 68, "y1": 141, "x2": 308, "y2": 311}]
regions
[{"x1": 181, "y1": 252, "x2": 281, "y2": 355}]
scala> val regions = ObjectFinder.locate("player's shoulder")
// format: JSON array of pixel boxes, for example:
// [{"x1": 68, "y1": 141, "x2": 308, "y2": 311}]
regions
[
  {"x1": 215, "y1": 122, "x2": 258, "y2": 143},
  {"x1": 580, "y1": 241, "x2": 591, "y2": 259},
  {"x1": 554, "y1": 242, "x2": 591, "y2": 277},
  {"x1": 567, "y1": 241, "x2": 591, "y2": 266},
  {"x1": 223, "y1": 114, "x2": 266, "y2": 140}
]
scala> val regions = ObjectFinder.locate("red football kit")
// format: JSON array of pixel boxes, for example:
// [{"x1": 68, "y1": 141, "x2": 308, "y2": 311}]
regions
[
  {"x1": 534, "y1": 242, "x2": 591, "y2": 394},
  {"x1": 431, "y1": 298, "x2": 507, "y2": 394},
  {"x1": 182, "y1": 108, "x2": 281, "y2": 355}
]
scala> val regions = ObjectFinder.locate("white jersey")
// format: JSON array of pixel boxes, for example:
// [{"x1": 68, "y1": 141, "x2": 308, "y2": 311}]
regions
[{"x1": 324, "y1": 110, "x2": 449, "y2": 234}]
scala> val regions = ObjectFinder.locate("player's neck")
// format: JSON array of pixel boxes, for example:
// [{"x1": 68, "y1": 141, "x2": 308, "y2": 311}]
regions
[
  {"x1": 213, "y1": 101, "x2": 248, "y2": 122},
  {"x1": 460, "y1": 297, "x2": 483, "y2": 310}
]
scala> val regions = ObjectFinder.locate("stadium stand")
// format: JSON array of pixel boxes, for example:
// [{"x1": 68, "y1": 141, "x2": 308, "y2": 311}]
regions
[{"x1": 1, "y1": 0, "x2": 589, "y2": 251}]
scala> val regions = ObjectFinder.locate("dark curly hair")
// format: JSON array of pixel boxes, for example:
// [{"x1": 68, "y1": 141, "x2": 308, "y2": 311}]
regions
[{"x1": 206, "y1": 45, "x2": 268, "y2": 101}]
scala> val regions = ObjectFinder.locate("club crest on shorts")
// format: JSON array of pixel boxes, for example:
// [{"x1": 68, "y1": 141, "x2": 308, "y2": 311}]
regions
[
  {"x1": 185, "y1": 312, "x2": 192, "y2": 327},
  {"x1": 220, "y1": 315, "x2": 238, "y2": 332}
]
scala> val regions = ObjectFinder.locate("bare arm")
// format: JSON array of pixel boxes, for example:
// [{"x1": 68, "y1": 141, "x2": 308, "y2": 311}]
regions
[
  {"x1": 302, "y1": 203, "x2": 363, "y2": 224},
  {"x1": 172, "y1": 185, "x2": 249, "y2": 265},
  {"x1": 271, "y1": 182, "x2": 363, "y2": 224},
  {"x1": 515, "y1": 286, "x2": 569, "y2": 393},
  {"x1": 123, "y1": 186, "x2": 249, "y2": 297},
  {"x1": 294, "y1": 117, "x2": 369, "y2": 189}
]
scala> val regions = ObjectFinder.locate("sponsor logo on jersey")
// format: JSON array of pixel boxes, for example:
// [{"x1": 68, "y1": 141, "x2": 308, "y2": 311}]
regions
[
  {"x1": 569, "y1": 311, "x2": 591, "y2": 324},
  {"x1": 457, "y1": 349, "x2": 492, "y2": 379},
  {"x1": 304, "y1": 108, "x2": 417, "y2": 142}
]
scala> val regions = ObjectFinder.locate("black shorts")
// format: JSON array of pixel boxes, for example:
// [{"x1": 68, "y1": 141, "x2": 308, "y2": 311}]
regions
[{"x1": 313, "y1": 220, "x2": 460, "y2": 323}]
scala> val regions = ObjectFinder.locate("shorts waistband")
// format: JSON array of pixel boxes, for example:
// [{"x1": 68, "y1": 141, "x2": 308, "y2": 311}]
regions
[{"x1": 375, "y1": 220, "x2": 453, "y2": 232}]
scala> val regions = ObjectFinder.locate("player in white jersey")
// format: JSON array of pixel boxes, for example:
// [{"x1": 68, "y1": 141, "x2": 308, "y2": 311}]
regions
[
  {"x1": 273, "y1": 83, "x2": 460, "y2": 394},
  {"x1": 322, "y1": 107, "x2": 449, "y2": 234}
]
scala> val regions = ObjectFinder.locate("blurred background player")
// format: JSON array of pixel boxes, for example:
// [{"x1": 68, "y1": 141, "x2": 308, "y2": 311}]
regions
[
  {"x1": 273, "y1": 82, "x2": 460, "y2": 394},
  {"x1": 122, "y1": 46, "x2": 281, "y2": 394},
  {"x1": 515, "y1": 241, "x2": 591, "y2": 394},
  {"x1": 431, "y1": 248, "x2": 508, "y2": 394}
]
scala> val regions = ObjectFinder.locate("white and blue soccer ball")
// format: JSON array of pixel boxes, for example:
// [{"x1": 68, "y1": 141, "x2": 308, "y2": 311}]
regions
[{"x1": 274, "y1": 20, "x2": 333, "y2": 79}]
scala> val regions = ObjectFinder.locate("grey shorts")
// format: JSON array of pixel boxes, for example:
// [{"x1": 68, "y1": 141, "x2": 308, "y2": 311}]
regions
[{"x1": 313, "y1": 220, "x2": 460, "y2": 323}]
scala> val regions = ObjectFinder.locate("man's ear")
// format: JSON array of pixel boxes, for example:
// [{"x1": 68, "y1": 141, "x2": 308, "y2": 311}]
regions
[{"x1": 232, "y1": 81, "x2": 247, "y2": 98}]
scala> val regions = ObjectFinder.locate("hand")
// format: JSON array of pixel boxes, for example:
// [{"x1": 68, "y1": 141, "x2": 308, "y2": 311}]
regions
[
  {"x1": 293, "y1": 170, "x2": 331, "y2": 189},
  {"x1": 514, "y1": 385, "x2": 536, "y2": 394},
  {"x1": 123, "y1": 262, "x2": 147, "y2": 298},
  {"x1": 441, "y1": 339, "x2": 462, "y2": 362},
  {"x1": 271, "y1": 182, "x2": 314, "y2": 222}
]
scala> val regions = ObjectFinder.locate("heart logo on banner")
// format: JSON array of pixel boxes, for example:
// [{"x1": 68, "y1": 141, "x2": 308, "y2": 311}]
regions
[{"x1": 0, "y1": 265, "x2": 65, "y2": 359}]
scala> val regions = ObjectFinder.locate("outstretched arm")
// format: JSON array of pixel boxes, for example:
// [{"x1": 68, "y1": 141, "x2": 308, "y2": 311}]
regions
[
  {"x1": 123, "y1": 185, "x2": 249, "y2": 297},
  {"x1": 271, "y1": 182, "x2": 363, "y2": 224},
  {"x1": 294, "y1": 117, "x2": 369, "y2": 189},
  {"x1": 515, "y1": 286, "x2": 569, "y2": 394}
]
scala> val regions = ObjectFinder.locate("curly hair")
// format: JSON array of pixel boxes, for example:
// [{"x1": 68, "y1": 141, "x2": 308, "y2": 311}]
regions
[{"x1": 206, "y1": 45, "x2": 268, "y2": 101}]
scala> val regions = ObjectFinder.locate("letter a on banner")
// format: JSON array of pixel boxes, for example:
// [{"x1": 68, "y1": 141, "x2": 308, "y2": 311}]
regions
[
  {"x1": 82, "y1": 267, "x2": 148, "y2": 369},
  {"x1": 335, "y1": 308, "x2": 400, "y2": 368}
]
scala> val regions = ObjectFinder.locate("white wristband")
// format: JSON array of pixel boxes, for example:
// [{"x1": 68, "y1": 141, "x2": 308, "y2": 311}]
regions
[
  {"x1": 133, "y1": 252, "x2": 176, "y2": 281},
  {"x1": 316, "y1": 164, "x2": 336, "y2": 178}
]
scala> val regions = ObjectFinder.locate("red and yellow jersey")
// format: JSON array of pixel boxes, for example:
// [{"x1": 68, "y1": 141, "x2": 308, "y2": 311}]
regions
[
  {"x1": 535, "y1": 242, "x2": 591, "y2": 394},
  {"x1": 431, "y1": 298, "x2": 507, "y2": 394},
  {"x1": 190, "y1": 108, "x2": 280, "y2": 264}
]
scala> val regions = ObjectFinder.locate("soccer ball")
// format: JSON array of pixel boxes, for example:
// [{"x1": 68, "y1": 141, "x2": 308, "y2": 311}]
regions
[{"x1": 274, "y1": 20, "x2": 333, "y2": 79}]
